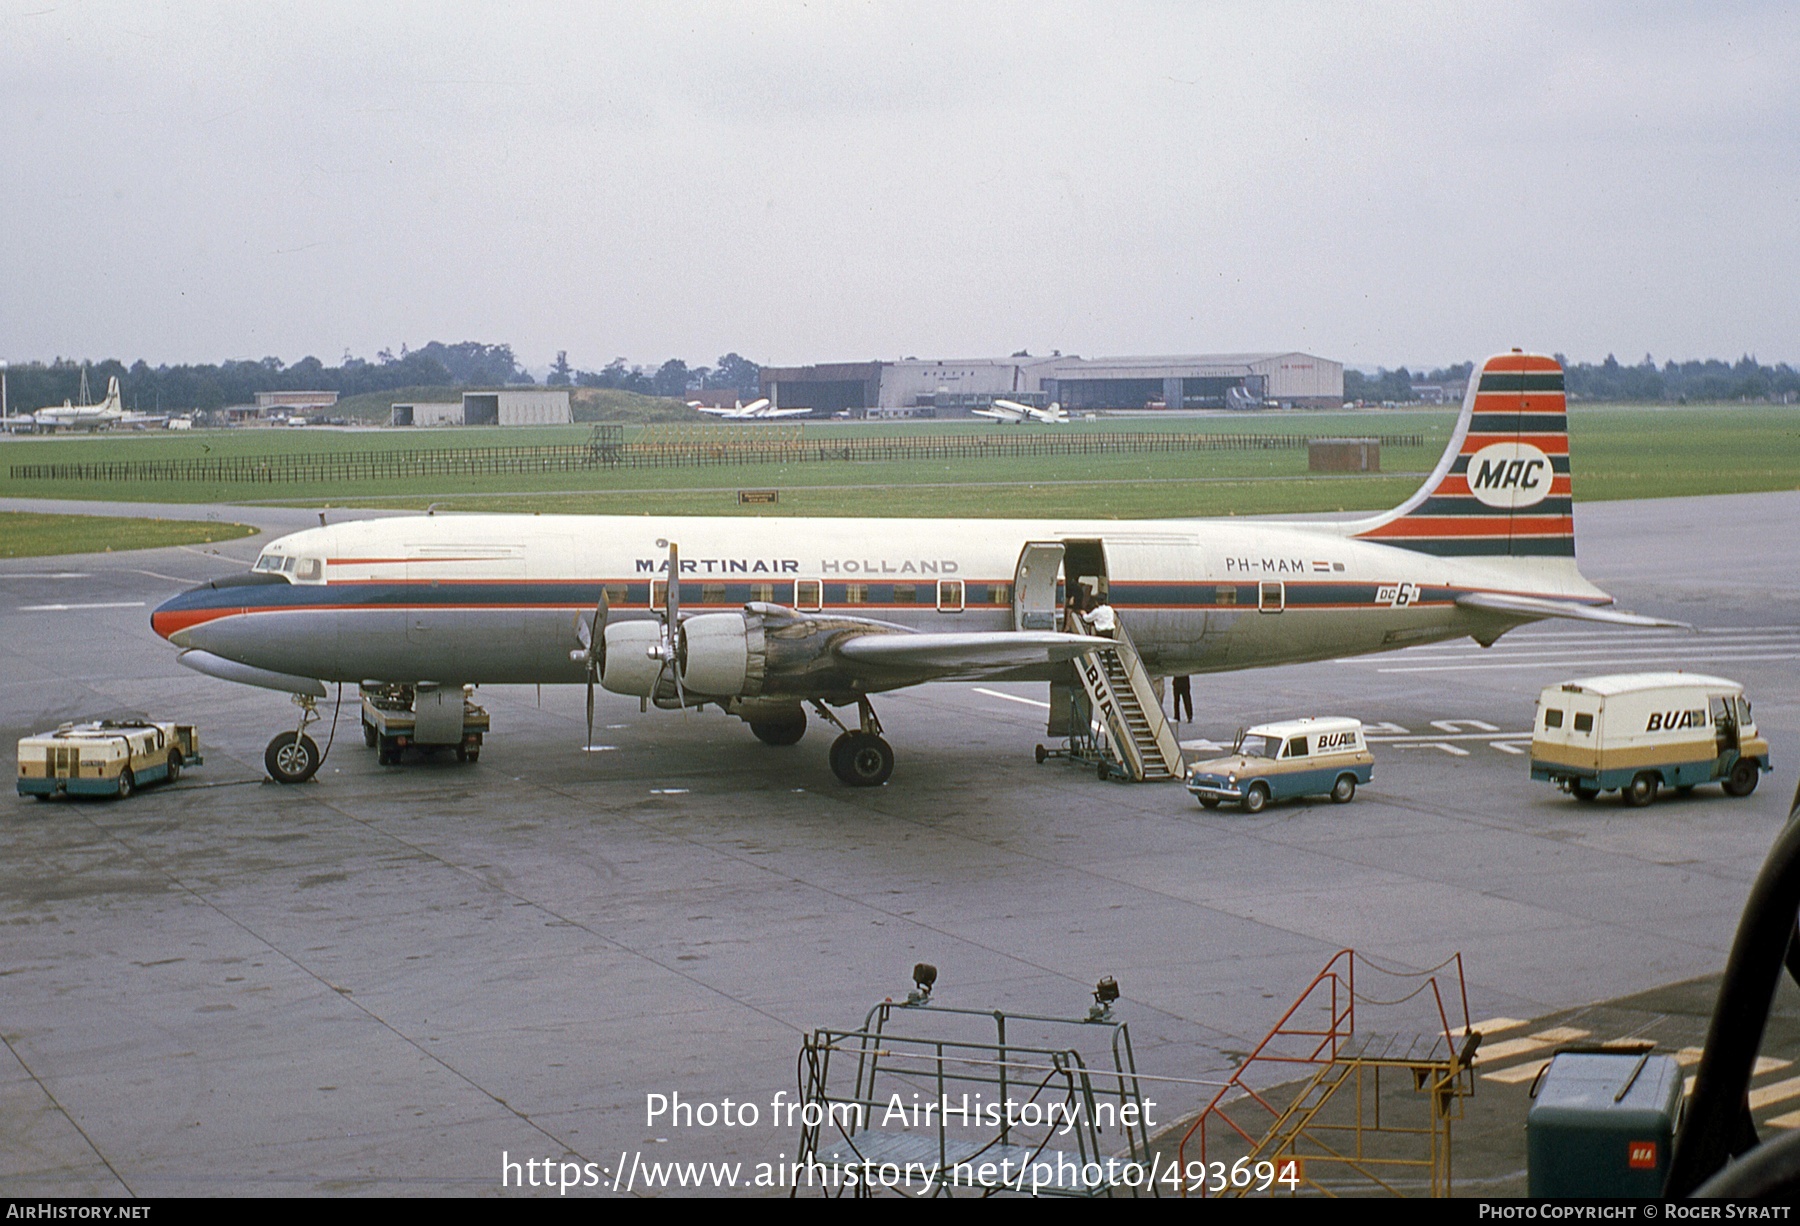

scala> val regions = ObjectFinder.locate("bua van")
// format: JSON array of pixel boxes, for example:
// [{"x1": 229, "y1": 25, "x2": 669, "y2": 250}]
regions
[
  {"x1": 1530, "y1": 673, "x2": 1770, "y2": 806},
  {"x1": 1185, "y1": 717, "x2": 1374, "y2": 813}
]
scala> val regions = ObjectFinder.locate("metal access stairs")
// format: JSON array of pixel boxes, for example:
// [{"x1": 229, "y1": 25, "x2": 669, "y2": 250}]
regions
[
  {"x1": 1178, "y1": 950, "x2": 1481, "y2": 1199},
  {"x1": 1075, "y1": 625, "x2": 1184, "y2": 782}
]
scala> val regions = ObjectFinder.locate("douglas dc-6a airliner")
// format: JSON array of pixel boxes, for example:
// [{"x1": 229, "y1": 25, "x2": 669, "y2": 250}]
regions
[{"x1": 152, "y1": 351, "x2": 1676, "y2": 786}]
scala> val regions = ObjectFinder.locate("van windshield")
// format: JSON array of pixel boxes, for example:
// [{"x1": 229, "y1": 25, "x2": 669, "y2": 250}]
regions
[{"x1": 1234, "y1": 733, "x2": 1273, "y2": 758}]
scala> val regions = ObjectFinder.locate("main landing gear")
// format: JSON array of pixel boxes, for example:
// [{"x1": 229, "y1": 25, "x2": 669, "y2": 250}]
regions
[
  {"x1": 265, "y1": 693, "x2": 323, "y2": 785},
  {"x1": 811, "y1": 697, "x2": 895, "y2": 787}
]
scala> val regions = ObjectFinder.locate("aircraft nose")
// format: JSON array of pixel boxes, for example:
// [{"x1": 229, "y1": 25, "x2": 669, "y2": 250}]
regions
[{"x1": 151, "y1": 583, "x2": 215, "y2": 646}]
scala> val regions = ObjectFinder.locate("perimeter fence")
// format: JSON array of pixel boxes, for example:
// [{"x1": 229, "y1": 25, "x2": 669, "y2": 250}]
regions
[{"x1": 10, "y1": 426, "x2": 1427, "y2": 484}]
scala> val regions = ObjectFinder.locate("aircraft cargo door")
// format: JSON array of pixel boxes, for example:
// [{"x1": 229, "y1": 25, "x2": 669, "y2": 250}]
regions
[{"x1": 1013, "y1": 542, "x2": 1065, "y2": 631}]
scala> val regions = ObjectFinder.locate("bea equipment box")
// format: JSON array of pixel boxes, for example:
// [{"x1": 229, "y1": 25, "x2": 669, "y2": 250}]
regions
[{"x1": 1527, "y1": 1049, "x2": 1682, "y2": 1197}]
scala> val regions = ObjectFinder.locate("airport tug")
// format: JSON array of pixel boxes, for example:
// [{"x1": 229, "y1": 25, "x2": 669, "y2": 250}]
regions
[{"x1": 17, "y1": 720, "x2": 202, "y2": 799}]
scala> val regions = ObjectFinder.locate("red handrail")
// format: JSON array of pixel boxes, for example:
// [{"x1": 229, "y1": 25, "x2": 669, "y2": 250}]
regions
[{"x1": 1176, "y1": 948, "x2": 1469, "y2": 1196}]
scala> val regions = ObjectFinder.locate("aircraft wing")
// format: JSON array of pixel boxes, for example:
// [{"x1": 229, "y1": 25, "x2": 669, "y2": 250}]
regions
[
  {"x1": 1456, "y1": 590, "x2": 1691, "y2": 630},
  {"x1": 833, "y1": 629, "x2": 1114, "y2": 682}
]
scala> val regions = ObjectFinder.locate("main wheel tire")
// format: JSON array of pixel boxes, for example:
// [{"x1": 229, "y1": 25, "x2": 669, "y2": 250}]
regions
[
  {"x1": 750, "y1": 714, "x2": 806, "y2": 746},
  {"x1": 363, "y1": 722, "x2": 378, "y2": 748},
  {"x1": 116, "y1": 769, "x2": 135, "y2": 799},
  {"x1": 166, "y1": 751, "x2": 182, "y2": 783},
  {"x1": 1571, "y1": 782, "x2": 1600, "y2": 802},
  {"x1": 1724, "y1": 759, "x2": 1761, "y2": 797},
  {"x1": 830, "y1": 731, "x2": 893, "y2": 787},
  {"x1": 1242, "y1": 782, "x2": 1270, "y2": 814},
  {"x1": 265, "y1": 732, "x2": 321, "y2": 784},
  {"x1": 1331, "y1": 774, "x2": 1357, "y2": 804},
  {"x1": 1623, "y1": 772, "x2": 1659, "y2": 808}
]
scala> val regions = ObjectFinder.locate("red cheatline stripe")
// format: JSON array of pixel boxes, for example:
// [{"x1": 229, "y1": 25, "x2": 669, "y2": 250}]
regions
[
  {"x1": 330, "y1": 556, "x2": 500, "y2": 566},
  {"x1": 1359, "y1": 516, "x2": 1574, "y2": 538},
  {"x1": 1459, "y1": 433, "x2": 1569, "y2": 453}
]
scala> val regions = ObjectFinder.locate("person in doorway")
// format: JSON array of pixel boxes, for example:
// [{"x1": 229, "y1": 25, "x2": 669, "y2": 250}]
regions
[
  {"x1": 1172, "y1": 674, "x2": 1193, "y2": 723},
  {"x1": 1064, "y1": 591, "x2": 1087, "y2": 635},
  {"x1": 1086, "y1": 592, "x2": 1117, "y2": 638}
]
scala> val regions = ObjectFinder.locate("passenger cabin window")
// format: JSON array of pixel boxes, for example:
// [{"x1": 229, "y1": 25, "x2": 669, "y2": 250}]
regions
[
  {"x1": 844, "y1": 583, "x2": 869, "y2": 605},
  {"x1": 891, "y1": 583, "x2": 917, "y2": 604},
  {"x1": 700, "y1": 583, "x2": 727, "y2": 605},
  {"x1": 749, "y1": 583, "x2": 775, "y2": 603},
  {"x1": 988, "y1": 582, "x2": 1012, "y2": 605},
  {"x1": 1573, "y1": 713, "x2": 1594, "y2": 733},
  {"x1": 1543, "y1": 708, "x2": 1564, "y2": 729},
  {"x1": 1284, "y1": 736, "x2": 1308, "y2": 759},
  {"x1": 650, "y1": 579, "x2": 668, "y2": 609},
  {"x1": 1259, "y1": 581, "x2": 1284, "y2": 613},
  {"x1": 603, "y1": 584, "x2": 628, "y2": 606},
  {"x1": 1217, "y1": 585, "x2": 1238, "y2": 606},
  {"x1": 795, "y1": 579, "x2": 822, "y2": 611},
  {"x1": 937, "y1": 579, "x2": 965, "y2": 613}
]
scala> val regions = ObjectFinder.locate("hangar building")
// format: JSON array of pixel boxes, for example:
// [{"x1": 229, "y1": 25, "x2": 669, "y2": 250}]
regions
[
  {"x1": 759, "y1": 353, "x2": 1343, "y2": 417},
  {"x1": 391, "y1": 388, "x2": 571, "y2": 427}
]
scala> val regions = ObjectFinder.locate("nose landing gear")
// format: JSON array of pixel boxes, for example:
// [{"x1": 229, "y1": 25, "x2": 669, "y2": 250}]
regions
[{"x1": 265, "y1": 693, "x2": 323, "y2": 784}]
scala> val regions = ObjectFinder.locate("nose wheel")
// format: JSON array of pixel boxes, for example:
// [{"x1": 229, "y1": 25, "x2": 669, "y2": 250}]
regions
[
  {"x1": 814, "y1": 698, "x2": 895, "y2": 787},
  {"x1": 266, "y1": 693, "x2": 324, "y2": 784}
]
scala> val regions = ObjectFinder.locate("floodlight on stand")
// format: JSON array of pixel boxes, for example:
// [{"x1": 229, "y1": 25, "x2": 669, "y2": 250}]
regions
[
  {"x1": 906, "y1": 962, "x2": 938, "y2": 1006},
  {"x1": 1088, "y1": 975, "x2": 1120, "y2": 1022}
]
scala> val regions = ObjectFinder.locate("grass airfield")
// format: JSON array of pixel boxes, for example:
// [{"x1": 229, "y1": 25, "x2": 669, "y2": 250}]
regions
[{"x1": 0, "y1": 403, "x2": 1795, "y2": 522}]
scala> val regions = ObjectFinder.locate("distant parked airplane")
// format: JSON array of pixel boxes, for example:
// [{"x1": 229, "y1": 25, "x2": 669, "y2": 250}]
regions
[
  {"x1": 973, "y1": 398, "x2": 1069, "y2": 424},
  {"x1": 689, "y1": 398, "x2": 811, "y2": 420}
]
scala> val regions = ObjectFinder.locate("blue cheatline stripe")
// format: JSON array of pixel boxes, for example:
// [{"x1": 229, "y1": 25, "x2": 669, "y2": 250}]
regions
[
  {"x1": 1411, "y1": 495, "x2": 1573, "y2": 517},
  {"x1": 1467, "y1": 412, "x2": 1568, "y2": 433},
  {"x1": 1477, "y1": 373, "x2": 1565, "y2": 393},
  {"x1": 168, "y1": 577, "x2": 1503, "y2": 616},
  {"x1": 1375, "y1": 537, "x2": 1578, "y2": 558}
]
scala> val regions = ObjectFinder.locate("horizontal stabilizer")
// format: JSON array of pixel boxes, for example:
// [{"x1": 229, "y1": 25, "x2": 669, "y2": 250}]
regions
[
  {"x1": 835, "y1": 630, "x2": 1115, "y2": 678},
  {"x1": 1455, "y1": 591, "x2": 1691, "y2": 630}
]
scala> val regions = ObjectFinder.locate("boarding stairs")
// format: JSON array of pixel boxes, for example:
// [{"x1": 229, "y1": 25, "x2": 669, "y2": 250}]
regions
[
  {"x1": 1075, "y1": 622, "x2": 1184, "y2": 782},
  {"x1": 1178, "y1": 949, "x2": 1481, "y2": 1198}
]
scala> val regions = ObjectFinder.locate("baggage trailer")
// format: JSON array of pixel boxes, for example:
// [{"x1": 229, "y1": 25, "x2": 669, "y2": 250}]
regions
[
  {"x1": 359, "y1": 683, "x2": 488, "y2": 765},
  {"x1": 1530, "y1": 672, "x2": 1770, "y2": 806},
  {"x1": 17, "y1": 720, "x2": 202, "y2": 799}
]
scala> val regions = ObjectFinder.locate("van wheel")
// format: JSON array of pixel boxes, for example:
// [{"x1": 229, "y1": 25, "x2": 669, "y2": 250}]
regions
[
  {"x1": 1724, "y1": 759, "x2": 1761, "y2": 797},
  {"x1": 1331, "y1": 775, "x2": 1357, "y2": 804},
  {"x1": 166, "y1": 750, "x2": 182, "y2": 783},
  {"x1": 1623, "y1": 772, "x2": 1660, "y2": 808},
  {"x1": 116, "y1": 769, "x2": 135, "y2": 799},
  {"x1": 1034, "y1": 744, "x2": 1047, "y2": 764},
  {"x1": 1571, "y1": 782, "x2": 1600, "y2": 802},
  {"x1": 1242, "y1": 783, "x2": 1270, "y2": 814},
  {"x1": 363, "y1": 722, "x2": 378, "y2": 748}
]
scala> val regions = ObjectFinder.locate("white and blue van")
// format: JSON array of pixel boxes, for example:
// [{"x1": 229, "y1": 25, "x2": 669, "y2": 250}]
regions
[{"x1": 1185, "y1": 717, "x2": 1373, "y2": 812}]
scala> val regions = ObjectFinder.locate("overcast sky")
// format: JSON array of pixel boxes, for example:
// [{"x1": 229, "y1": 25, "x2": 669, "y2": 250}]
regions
[{"x1": 2, "y1": 2, "x2": 1795, "y2": 373}]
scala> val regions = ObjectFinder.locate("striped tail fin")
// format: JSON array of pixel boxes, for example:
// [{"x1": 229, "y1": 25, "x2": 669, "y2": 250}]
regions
[{"x1": 1350, "y1": 351, "x2": 1572, "y2": 557}]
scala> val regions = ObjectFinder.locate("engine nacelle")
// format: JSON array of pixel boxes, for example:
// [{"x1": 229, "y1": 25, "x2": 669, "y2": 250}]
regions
[
  {"x1": 677, "y1": 611, "x2": 767, "y2": 697},
  {"x1": 600, "y1": 620, "x2": 664, "y2": 697}
]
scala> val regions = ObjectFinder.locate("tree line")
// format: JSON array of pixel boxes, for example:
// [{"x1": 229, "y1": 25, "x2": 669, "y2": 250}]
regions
[
  {"x1": 2, "y1": 343, "x2": 763, "y2": 413},
  {"x1": 1347, "y1": 355, "x2": 1800, "y2": 404}
]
